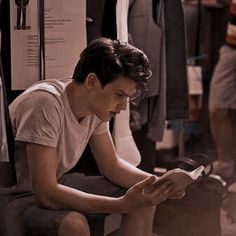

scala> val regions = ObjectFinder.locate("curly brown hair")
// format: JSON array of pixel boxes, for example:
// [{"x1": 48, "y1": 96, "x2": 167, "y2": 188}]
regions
[{"x1": 72, "y1": 37, "x2": 152, "y2": 94}]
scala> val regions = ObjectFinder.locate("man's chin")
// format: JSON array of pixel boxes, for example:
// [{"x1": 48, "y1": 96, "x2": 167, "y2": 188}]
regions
[
  {"x1": 97, "y1": 114, "x2": 113, "y2": 122},
  {"x1": 105, "y1": 116, "x2": 114, "y2": 122}
]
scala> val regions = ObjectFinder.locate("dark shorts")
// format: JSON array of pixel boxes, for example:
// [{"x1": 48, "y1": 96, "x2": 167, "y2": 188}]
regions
[{"x1": 2, "y1": 173, "x2": 126, "y2": 236}]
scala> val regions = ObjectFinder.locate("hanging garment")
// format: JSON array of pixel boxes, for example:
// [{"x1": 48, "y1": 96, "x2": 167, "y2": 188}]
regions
[
  {"x1": 128, "y1": 0, "x2": 166, "y2": 141},
  {"x1": 113, "y1": 0, "x2": 141, "y2": 166},
  {"x1": 226, "y1": 0, "x2": 236, "y2": 47},
  {"x1": 128, "y1": 0, "x2": 163, "y2": 97},
  {"x1": 86, "y1": 0, "x2": 117, "y2": 43},
  {"x1": 164, "y1": 0, "x2": 189, "y2": 119},
  {"x1": 101, "y1": 0, "x2": 117, "y2": 39},
  {"x1": 86, "y1": 0, "x2": 141, "y2": 166},
  {"x1": 86, "y1": 0, "x2": 106, "y2": 43},
  {"x1": 0, "y1": 54, "x2": 16, "y2": 186},
  {"x1": 116, "y1": 0, "x2": 129, "y2": 42},
  {"x1": 146, "y1": 0, "x2": 166, "y2": 141},
  {"x1": 113, "y1": 103, "x2": 141, "y2": 166},
  {"x1": 0, "y1": 72, "x2": 8, "y2": 161}
]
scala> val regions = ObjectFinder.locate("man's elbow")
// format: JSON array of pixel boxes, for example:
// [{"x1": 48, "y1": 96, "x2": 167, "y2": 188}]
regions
[
  {"x1": 34, "y1": 189, "x2": 60, "y2": 210},
  {"x1": 100, "y1": 159, "x2": 120, "y2": 180}
]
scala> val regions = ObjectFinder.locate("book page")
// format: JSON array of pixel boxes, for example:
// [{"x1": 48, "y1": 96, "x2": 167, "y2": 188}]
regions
[
  {"x1": 159, "y1": 172, "x2": 194, "y2": 191},
  {"x1": 157, "y1": 166, "x2": 204, "y2": 191}
]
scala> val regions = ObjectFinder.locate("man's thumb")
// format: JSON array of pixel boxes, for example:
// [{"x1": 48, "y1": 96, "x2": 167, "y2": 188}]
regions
[{"x1": 134, "y1": 176, "x2": 157, "y2": 191}]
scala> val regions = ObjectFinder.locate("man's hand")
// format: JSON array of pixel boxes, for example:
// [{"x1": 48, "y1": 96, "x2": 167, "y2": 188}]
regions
[
  {"x1": 145, "y1": 176, "x2": 186, "y2": 200},
  {"x1": 119, "y1": 176, "x2": 185, "y2": 213}
]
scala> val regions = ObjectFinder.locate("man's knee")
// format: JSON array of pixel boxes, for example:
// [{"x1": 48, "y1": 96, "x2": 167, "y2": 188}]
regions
[
  {"x1": 59, "y1": 212, "x2": 90, "y2": 236},
  {"x1": 124, "y1": 206, "x2": 156, "y2": 219}
]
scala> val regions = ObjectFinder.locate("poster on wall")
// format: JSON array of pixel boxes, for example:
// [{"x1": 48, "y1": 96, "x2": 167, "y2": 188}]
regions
[{"x1": 10, "y1": 0, "x2": 86, "y2": 90}]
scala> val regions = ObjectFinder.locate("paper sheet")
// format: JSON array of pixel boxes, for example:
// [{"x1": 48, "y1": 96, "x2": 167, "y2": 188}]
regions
[{"x1": 10, "y1": 0, "x2": 86, "y2": 90}]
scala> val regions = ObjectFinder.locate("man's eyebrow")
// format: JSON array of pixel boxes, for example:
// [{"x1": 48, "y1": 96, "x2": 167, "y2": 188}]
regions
[{"x1": 117, "y1": 89, "x2": 132, "y2": 97}]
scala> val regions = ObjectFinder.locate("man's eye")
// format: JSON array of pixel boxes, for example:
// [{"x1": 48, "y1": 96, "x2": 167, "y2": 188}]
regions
[{"x1": 116, "y1": 93, "x2": 124, "y2": 98}]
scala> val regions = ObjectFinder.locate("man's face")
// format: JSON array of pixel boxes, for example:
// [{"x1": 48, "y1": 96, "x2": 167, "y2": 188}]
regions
[{"x1": 91, "y1": 76, "x2": 137, "y2": 122}]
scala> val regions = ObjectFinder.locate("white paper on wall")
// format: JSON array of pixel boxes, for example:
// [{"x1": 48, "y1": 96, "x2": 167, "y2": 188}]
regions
[{"x1": 10, "y1": 0, "x2": 86, "y2": 90}]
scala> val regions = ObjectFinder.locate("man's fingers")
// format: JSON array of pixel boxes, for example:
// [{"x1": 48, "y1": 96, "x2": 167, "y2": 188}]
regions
[
  {"x1": 168, "y1": 191, "x2": 186, "y2": 199},
  {"x1": 134, "y1": 176, "x2": 157, "y2": 192},
  {"x1": 147, "y1": 178, "x2": 175, "y2": 193}
]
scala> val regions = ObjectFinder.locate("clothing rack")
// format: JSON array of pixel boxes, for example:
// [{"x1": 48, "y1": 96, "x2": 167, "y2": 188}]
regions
[{"x1": 38, "y1": 0, "x2": 45, "y2": 80}]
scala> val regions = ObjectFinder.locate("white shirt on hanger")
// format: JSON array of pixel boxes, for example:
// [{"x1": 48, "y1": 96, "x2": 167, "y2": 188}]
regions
[{"x1": 113, "y1": 0, "x2": 141, "y2": 166}]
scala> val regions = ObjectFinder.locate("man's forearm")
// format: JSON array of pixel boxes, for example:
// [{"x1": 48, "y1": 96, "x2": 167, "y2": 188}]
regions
[
  {"x1": 104, "y1": 158, "x2": 152, "y2": 189},
  {"x1": 36, "y1": 183, "x2": 125, "y2": 214}
]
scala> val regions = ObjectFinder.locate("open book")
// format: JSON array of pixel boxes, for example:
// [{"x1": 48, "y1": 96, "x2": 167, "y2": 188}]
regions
[{"x1": 157, "y1": 165, "x2": 205, "y2": 191}]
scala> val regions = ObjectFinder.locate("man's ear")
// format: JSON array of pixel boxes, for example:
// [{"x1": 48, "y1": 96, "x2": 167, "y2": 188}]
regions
[{"x1": 85, "y1": 73, "x2": 100, "y2": 90}]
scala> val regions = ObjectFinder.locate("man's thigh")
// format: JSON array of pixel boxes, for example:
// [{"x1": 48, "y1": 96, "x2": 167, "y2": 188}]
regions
[
  {"x1": 59, "y1": 172, "x2": 126, "y2": 198},
  {"x1": 3, "y1": 173, "x2": 126, "y2": 236}
]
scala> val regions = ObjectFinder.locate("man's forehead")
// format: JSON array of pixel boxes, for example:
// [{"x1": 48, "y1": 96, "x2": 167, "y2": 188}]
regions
[
  {"x1": 110, "y1": 76, "x2": 137, "y2": 87},
  {"x1": 112, "y1": 80, "x2": 137, "y2": 94}
]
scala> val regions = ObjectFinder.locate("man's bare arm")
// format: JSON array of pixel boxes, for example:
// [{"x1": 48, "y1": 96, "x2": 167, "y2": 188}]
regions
[
  {"x1": 26, "y1": 143, "x2": 125, "y2": 213},
  {"x1": 89, "y1": 131, "x2": 185, "y2": 201},
  {"x1": 89, "y1": 131, "x2": 152, "y2": 188},
  {"x1": 26, "y1": 143, "x2": 177, "y2": 214}
]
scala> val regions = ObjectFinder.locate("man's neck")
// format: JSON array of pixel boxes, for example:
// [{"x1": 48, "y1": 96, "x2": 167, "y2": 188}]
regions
[{"x1": 66, "y1": 81, "x2": 91, "y2": 121}]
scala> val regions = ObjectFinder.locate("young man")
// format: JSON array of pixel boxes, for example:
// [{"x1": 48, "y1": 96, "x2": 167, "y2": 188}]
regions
[
  {"x1": 209, "y1": 0, "x2": 236, "y2": 179},
  {"x1": 4, "y1": 38, "x2": 184, "y2": 236}
]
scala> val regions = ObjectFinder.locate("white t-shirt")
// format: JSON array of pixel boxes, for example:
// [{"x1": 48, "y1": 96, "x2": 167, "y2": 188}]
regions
[{"x1": 9, "y1": 79, "x2": 108, "y2": 192}]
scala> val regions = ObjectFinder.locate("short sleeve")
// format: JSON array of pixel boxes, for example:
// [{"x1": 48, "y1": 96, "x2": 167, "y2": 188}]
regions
[{"x1": 11, "y1": 91, "x2": 62, "y2": 147}]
